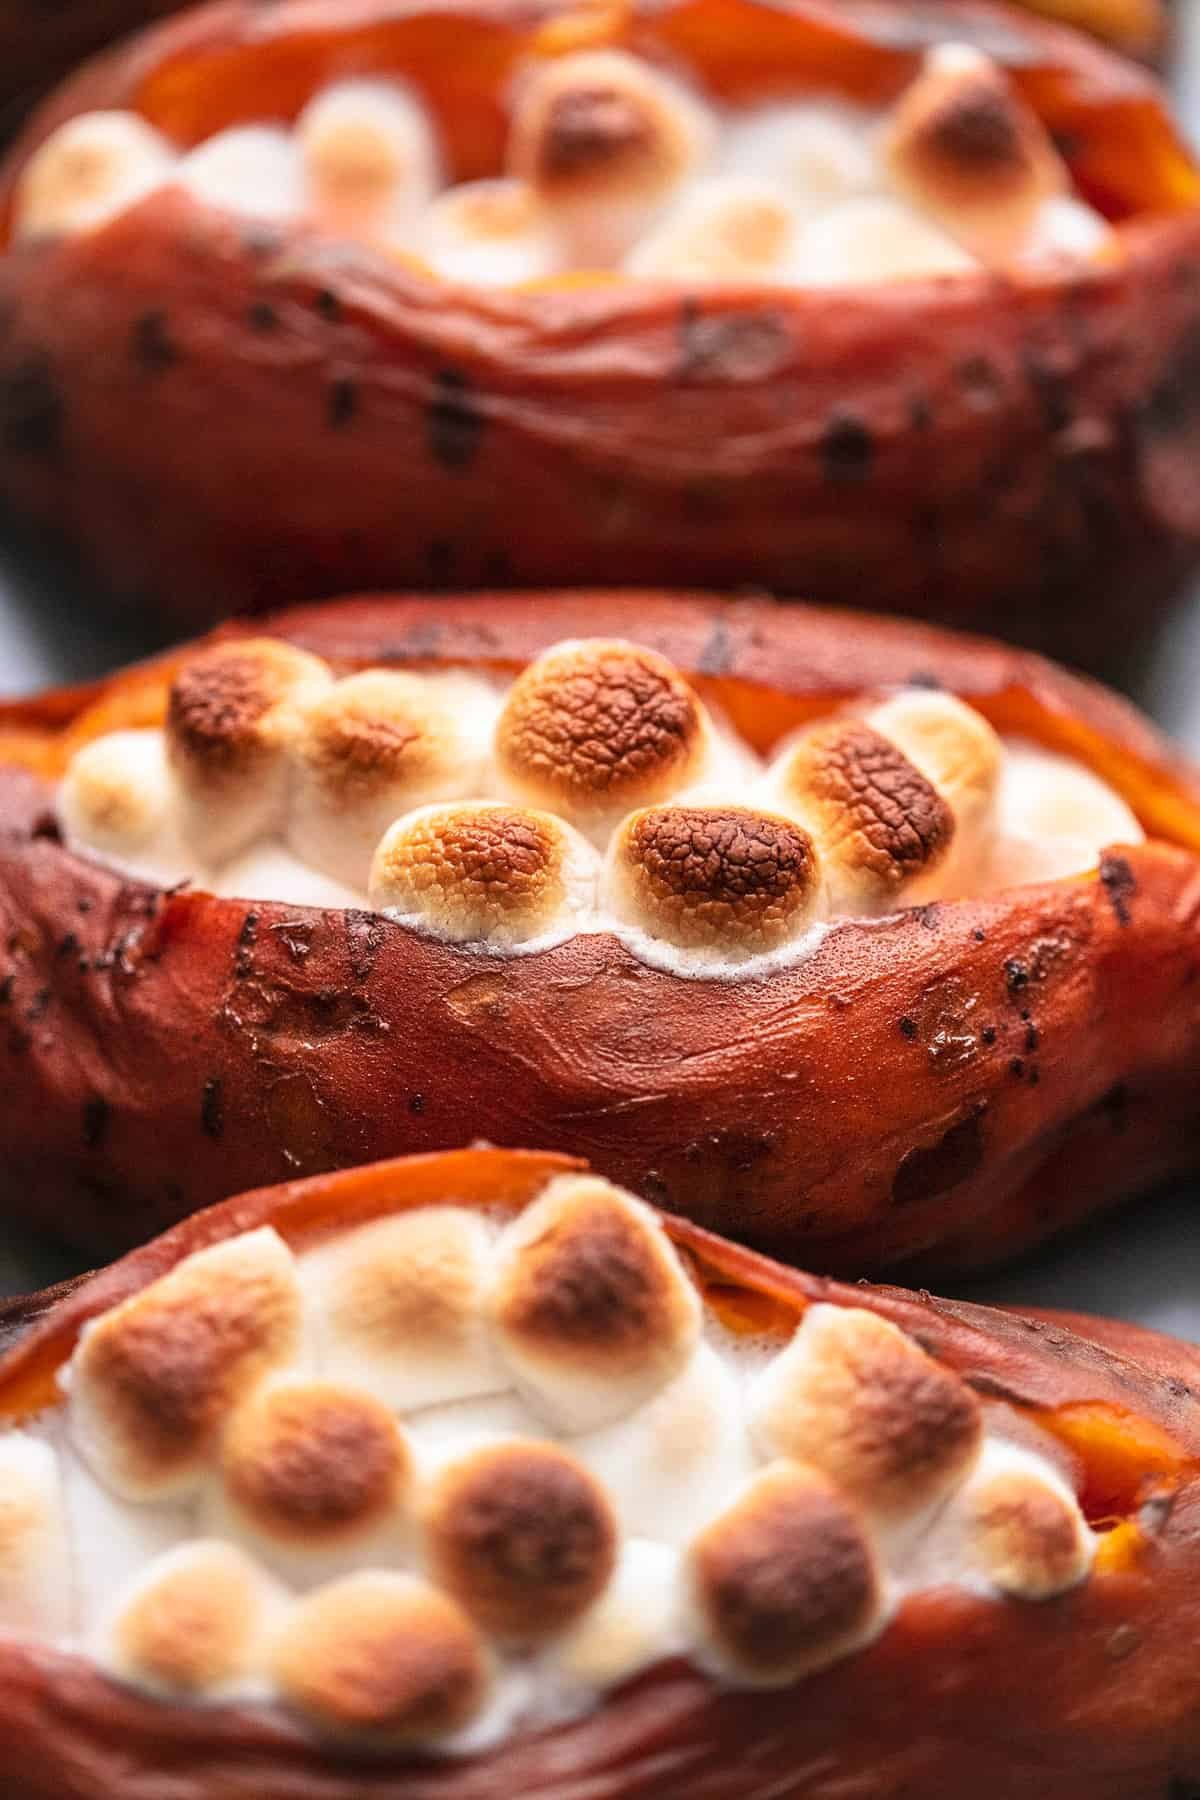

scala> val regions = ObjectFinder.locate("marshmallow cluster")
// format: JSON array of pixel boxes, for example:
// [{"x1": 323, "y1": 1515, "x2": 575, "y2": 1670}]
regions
[
  {"x1": 57, "y1": 633, "x2": 1145, "y2": 978},
  {"x1": 13, "y1": 44, "x2": 1116, "y2": 285},
  {"x1": 0, "y1": 1173, "x2": 1093, "y2": 1748}
]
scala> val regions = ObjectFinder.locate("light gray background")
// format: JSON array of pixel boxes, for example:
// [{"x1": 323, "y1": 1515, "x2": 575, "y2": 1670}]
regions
[{"x1": 2, "y1": 9, "x2": 1200, "y2": 1329}]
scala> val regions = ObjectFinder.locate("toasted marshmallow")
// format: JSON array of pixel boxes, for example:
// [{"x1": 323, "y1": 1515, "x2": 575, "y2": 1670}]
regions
[
  {"x1": 0, "y1": 1433, "x2": 72, "y2": 1638},
  {"x1": 494, "y1": 639, "x2": 715, "y2": 839},
  {"x1": 67, "y1": 1227, "x2": 303, "y2": 1502},
  {"x1": 422, "y1": 179, "x2": 559, "y2": 286},
  {"x1": 369, "y1": 802, "x2": 598, "y2": 949},
  {"x1": 604, "y1": 802, "x2": 821, "y2": 963},
  {"x1": 274, "y1": 1570, "x2": 489, "y2": 1742},
  {"x1": 864, "y1": 688, "x2": 1002, "y2": 892},
  {"x1": 1013, "y1": 195, "x2": 1117, "y2": 270},
  {"x1": 962, "y1": 1445, "x2": 1093, "y2": 1599},
  {"x1": 206, "y1": 840, "x2": 363, "y2": 907},
  {"x1": 212, "y1": 1379, "x2": 412, "y2": 1575},
  {"x1": 178, "y1": 126, "x2": 303, "y2": 220},
  {"x1": 750, "y1": 1305, "x2": 982, "y2": 1522},
  {"x1": 488, "y1": 1175, "x2": 701, "y2": 1432},
  {"x1": 880, "y1": 45, "x2": 1068, "y2": 267},
  {"x1": 985, "y1": 741, "x2": 1143, "y2": 890},
  {"x1": 626, "y1": 177, "x2": 800, "y2": 284},
  {"x1": 166, "y1": 638, "x2": 332, "y2": 866},
  {"x1": 103, "y1": 1539, "x2": 284, "y2": 1698},
  {"x1": 422, "y1": 1439, "x2": 618, "y2": 1644},
  {"x1": 302, "y1": 1207, "x2": 506, "y2": 1413},
  {"x1": 688, "y1": 1461, "x2": 884, "y2": 1685},
  {"x1": 298, "y1": 80, "x2": 438, "y2": 239},
  {"x1": 792, "y1": 193, "x2": 977, "y2": 285},
  {"x1": 574, "y1": 1343, "x2": 755, "y2": 1545},
  {"x1": 507, "y1": 50, "x2": 712, "y2": 267},
  {"x1": 722, "y1": 102, "x2": 878, "y2": 217},
  {"x1": 58, "y1": 729, "x2": 191, "y2": 886},
  {"x1": 14, "y1": 111, "x2": 175, "y2": 240},
  {"x1": 766, "y1": 718, "x2": 955, "y2": 914},
  {"x1": 551, "y1": 1538, "x2": 684, "y2": 1694},
  {"x1": 285, "y1": 670, "x2": 494, "y2": 890}
]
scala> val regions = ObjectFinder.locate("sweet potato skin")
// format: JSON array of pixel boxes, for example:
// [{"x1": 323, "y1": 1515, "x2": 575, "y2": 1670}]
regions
[
  {"x1": 2, "y1": 1147, "x2": 1200, "y2": 1799},
  {"x1": 1, "y1": 591, "x2": 1199, "y2": 1276},
  {"x1": 0, "y1": 0, "x2": 1198, "y2": 657}
]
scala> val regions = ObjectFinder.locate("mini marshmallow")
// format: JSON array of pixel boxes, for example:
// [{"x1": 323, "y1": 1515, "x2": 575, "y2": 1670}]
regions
[
  {"x1": 687, "y1": 1461, "x2": 884, "y2": 1685},
  {"x1": 298, "y1": 80, "x2": 438, "y2": 239},
  {"x1": 721, "y1": 102, "x2": 878, "y2": 218},
  {"x1": 507, "y1": 49, "x2": 713, "y2": 267},
  {"x1": 178, "y1": 126, "x2": 303, "y2": 220},
  {"x1": 604, "y1": 801, "x2": 821, "y2": 962},
  {"x1": 1013, "y1": 195, "x2": 1117, "y2": 270},
  {"x1": 626, "y1": 177, "x2": 800, "y2": 284},
  {"x1": 422, "y1": 179, "x2": 559, "y2": 286},
  {"x1": 273, "y1": 1570, "x2": 489, "y2": 1742},
  {"x1": 102, "y1": 1539, "x2": 285, "y2": 1699},
  {"x1": 67, "y1": 1227, "x2": 303, "y2": 1502},
  {"x1": 962, "y1": 1446, "x2": 1093, "y2": 1599},
  {"x1": 207, "y1": 840, "x2": 363, "y2": 908},
  {"x1": 879, "y1": 44, "x2": 1068, "y2": 268},
  {"x1": 285, "y1": 670, "x2": 495, "y2": 890},
  {"x1": 166, "y1": 638, "x2": 332, "y2": 867},
  {"x1": 864, "y1": 688, "x2": 1002, "y2": 894},
  {"x1": 368, "y1": 801, "x2": 599, "y2": 949},
  {"x1": 765, "y1": 718, "x2": 955, "y2": 914},
  {"x1": 13, "y1": 111, "x2": 175, "y2": 240},
  {"x1": 58, "y1": 1443, "x2": 192, "y2": 1639},
  {"x1": 58, "y1": 729, "x2": 191, "y2": 886},
  {"x1": 791, "y1": 194, "x2": 977, "y2": 286},
  {"x1": 421, "y1": 1439, "x2": 618, "y2": 1644},
  {"x1": 551, "y1": 1538, "x2": 685, "y2": 1693},
  {"x1": 488, "y1": 1174, "x2": 702, "y2": 1433},
  {"x1": 985, "y1": 740, "x2": 1143, "y2": 890},
  {"x1": 210, "y1": 1378, "x2": 412, "y2": 1579},
  {"x1": 574, "y1": 1343, "x2": 755, "y2": 1546},
  {"x1": 301, "y1": 1207, "x2": 507, "y2": 1413},
  {"x1": 749, "y1": 1304, "x2": 983, "y2": 1521},
  {"x1": 0, "y1": 1433, "x2": 72, "y2": 1639},
  {"x1": 494, "y1": 639, "x2": 715, "y2": 839}
]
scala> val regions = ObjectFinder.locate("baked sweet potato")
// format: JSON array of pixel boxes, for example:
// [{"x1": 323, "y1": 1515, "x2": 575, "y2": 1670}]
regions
[
  {"x1": 0, "y1": 1142, "x2": 1198, "y2": 1799},
  {"x1": 0, "y1": 589, "x2": 1198, "y2": 1274},
  {"x1": 0, "y1": 0, "x2": 1198, "y2": 657}
]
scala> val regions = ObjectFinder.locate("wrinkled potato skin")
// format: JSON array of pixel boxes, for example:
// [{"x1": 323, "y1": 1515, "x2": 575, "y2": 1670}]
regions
[
  {"x1": 1, "y1": 1146, "x2": 1200, "y2": 1797},
  {"x1": 1, "y1": 591, "x2": 1200, "y2": 1275},
  {"x1": 0, "y1": 0, "x2": 1197, "y2": 658}
]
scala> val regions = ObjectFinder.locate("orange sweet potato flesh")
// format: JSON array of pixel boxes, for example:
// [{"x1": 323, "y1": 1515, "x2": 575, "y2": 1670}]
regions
[
  {"x1": 0, "y1": 0, "x2": 1170, "y2": 130},
  {"x1": 0, "y1": 589, "x2": 1199, "y2": 1275},
  {"x1": 0, "y1": 1144, "x2": 1199, "y2": 1797},
  {"x1": 0, "y1": 0, "x2": 1197, "y2": 657}
]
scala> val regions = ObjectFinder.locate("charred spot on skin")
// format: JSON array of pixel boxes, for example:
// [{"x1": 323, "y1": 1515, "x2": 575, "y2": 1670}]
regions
[
  {"x1": 1004, "y1": 958, "x2": 1029, "y2": 994},
  {"x1": 676, "y1": 302, "x2": 790, "y2": 384},
  {"x1": 1099, "y1": 852, "x2": 1136, "y2": 926},
  {"x1": 899, "y1": 1016, "x2": 918, "y2": 1041},
  {"x1": 247, "y1": 301, "x2": 279, "y2": 333},
  {"x1": 427, "y1": 370, "x2": 483, "y2": 473},
  {"x1": 820, "y1": 414, "x2": 874, "y2": 485},
  {"x1": 234, "y1": 910, "x2": 259, "y2": 979},
  {"x1": 891, "y1": 1107, "x2": 986, "y2": 1208},
  {"x1": 131, "y1": 310, "x2": 178, "y2": 374},
  {"x1": 200, "y1": 1077, "x2": 224, "y2": 1141},
  {"x1": 0, "y1": 353, "x2": 64, "y2": 459},
  {"x1": 327, "y1": 376, "x2": 358, "y2": 430},
  {"x1": 344, "y1": 909, "x2": 385, "y2": 983},
  {"x1": 957, "y1": 356, "x2": 1003, "y2": 410},
  {"x1": 315, "y1": 287, "x2": 342, "y2": 323},
  {"x1": 409, "y1": 1093, "x2": 426, "y2": 1116},
  {"x1": 82, "y1": 1096, "x2": 109, "y2": 1149}
]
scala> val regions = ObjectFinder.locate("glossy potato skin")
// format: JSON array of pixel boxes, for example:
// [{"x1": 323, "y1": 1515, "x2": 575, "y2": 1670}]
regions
[
  {"x1": 1, "y1": 591, "x2": 1200, "y2": 1274},
  {"x1": 1, "y1": 1146, "x2": 1200, "y2": 1798},
  {"x1": 0, "y1": 0, "x2": 1198, "y2": 659}
]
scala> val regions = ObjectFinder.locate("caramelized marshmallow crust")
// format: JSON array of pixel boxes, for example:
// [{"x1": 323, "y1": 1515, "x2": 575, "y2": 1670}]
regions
[
  {"x1": 12, "y1": 40, "x2": 1118, "y2": 288},
  {"x1": 57, "y1": 632, "x2": 1144, "y2": 977},
  {"x1": 3, "y1": 1173, "x2": 1092, "y2": 1752}
]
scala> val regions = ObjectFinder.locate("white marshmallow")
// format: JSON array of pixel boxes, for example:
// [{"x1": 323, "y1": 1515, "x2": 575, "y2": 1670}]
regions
[
  {"x1": 985, "y1": 740, "x2": 1143, "y2": 891},
  {"x1": 721, "y1": 101, "x2": 878, "y2": 217},
  {"x1": 14, "y1": 111, "x2": 175, "y2": 240},
  {"x1": 792, "y1": 194, "x2": 977, "y2": 286},
  {"x1": 206, "y1": 840, "x2": 363, "y2": 908},
  {"x1": 58, "y1": 729, "x2": 192, "y2": 887},
  {"x1": 179, "y1": 126, "x2": 303, "y2": 221},
  {"x1": 422, "y1": 179, "x2": 559, "y2": 286},
  {"x1": 626, "y1": 176, "x2": 801, "y2": 284},
  {"x1": 0, "y1": 1433, "x2": 73, "y2": 1639},
  {"x1": 548, "y1": 1538, "x2": 685, "y2": 1698},
  {"x1": 298, "y1": 80, "x2": 438, "y2": 239}
]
